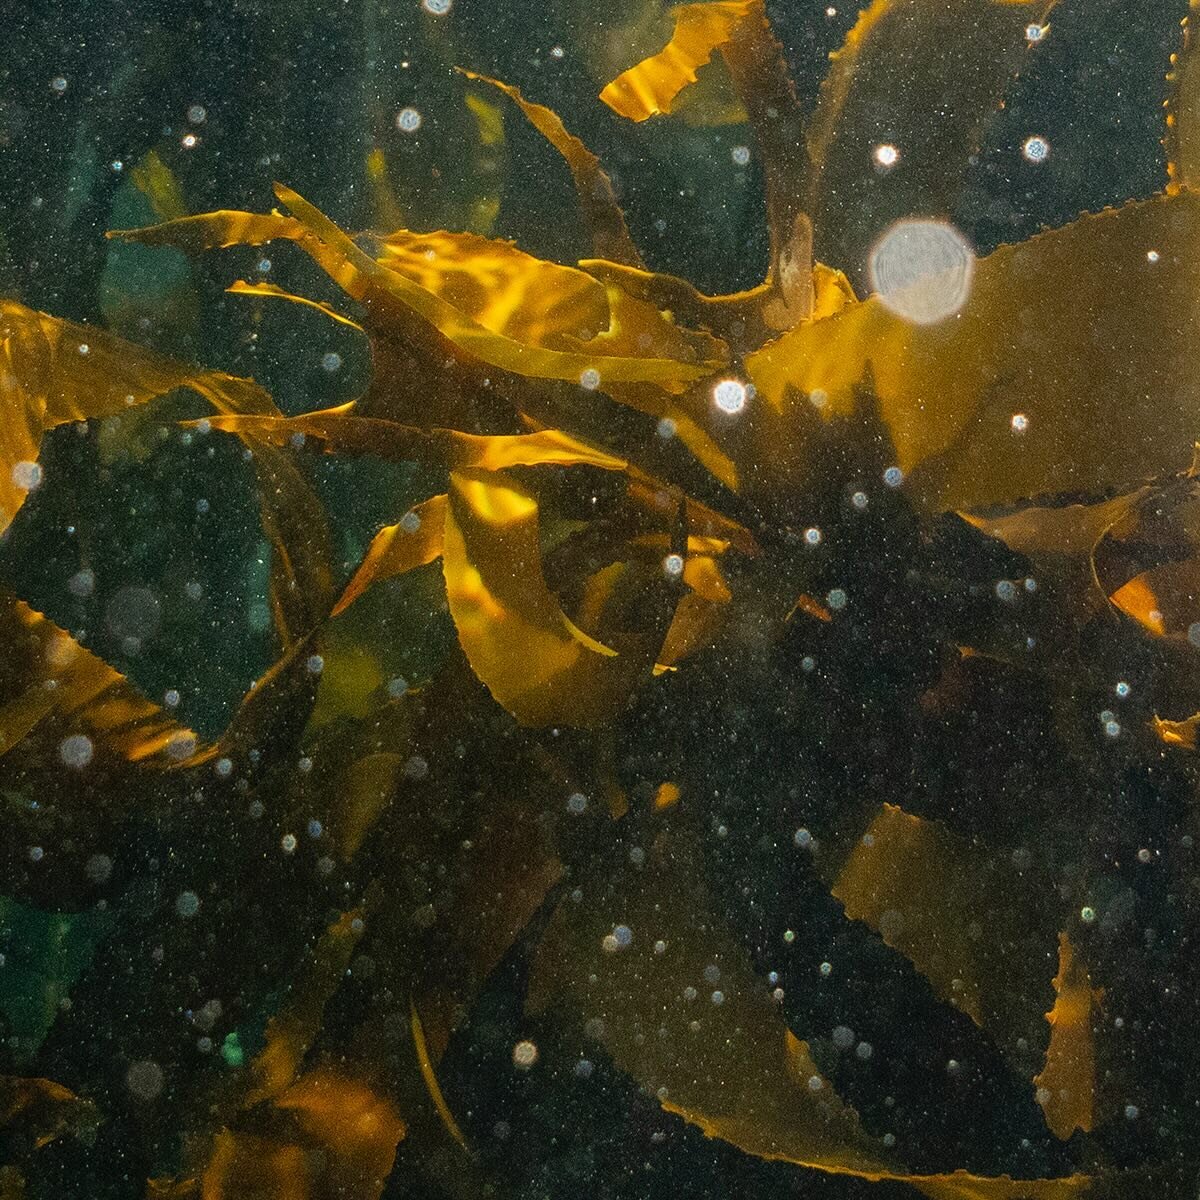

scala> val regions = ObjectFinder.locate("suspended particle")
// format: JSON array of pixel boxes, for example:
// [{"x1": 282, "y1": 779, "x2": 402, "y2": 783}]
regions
[
  {"x1": 731, "y1": 145, "x2": 750, "y2": 166},
  {"x1": 281, "y1": 833, "x2": 298, "y2": 854},
  {"x1": 11, "y1": 460, "x2": 43, "y2": 491},
  {"x1": 628, "y1": 846, "x2": 645, "y2": 866},
  {"x1": 1189, "y1": 621, "x2": 1200, "y2": 648},
  {"x1": 1124, "y1": 1104, "x2": 1139, "y2": 1120},
  {"x1": 575, "y1": 1058, "x2": 594, "y2": 1078},
  {"x1": 662, "y1": 553, "x2": 685, "y2": 578},
  {"x1": 423, "y1": 0, "x2": 452, "y2": 12},
  {"x1": 803, "y1": 527, "x2": 822, "y2": 547},
  {"x1": 1022, "y1": 135, "x2": 1050, "y2": 163},
  {"x1": 28, "y1": 846, "x2": 44, "y2": 863},
  {"x1": 550, "y1": 45, "x2": 564, "y2": 59},
  {"x1": 654, "y1": 939, "x2": 667, "y2": 955},
  {"x1": 566, "y1": 791, "x2": 588, "y2": 815},
  {"x1": 656, "y1": 416, "x2": 677, "y2": 439},
  {"x1": 995, "y1": 579, "x2": 1017, "y2": 603},
  {"x1": 512, "y1": 1039, "x2": 538, "y2": 1068},
  {"x1": 1080, "y1": 905, "x2": 1096, "y2": 924},
  {"x1": 1011, "y1": 412, "x2": 1029, "y2": 433},
  {"x1": 126, "y1": 1060, "x2": 164, "y2": 1101},
  {"x1": 711, "y1": 990, "x2": 725, "y2": 1005},
  {"x1": 297, "y1": 755, "x2": 314, "y2": 773},
  {"x1": 783, "y1": 929, "x2": 796, "y2": 943},
  {"x1": 181, "y1": 133, "x2": 198, "y2": 149},
  {"x1": 612, "y1": 924, "x2": 633, "y2": 948},
  {"x1": 873, "y1": 143, "x2": 899, "y2": 168},
  {"x1": 712, "y1": 378, "x2": 748, "y2": 415},
  {"x1": 1115, "y1": 680, "x2": 1131, "y2": 698},
  {"x1": 400, "y1": 509, "x2": 421, "y2": 534},
  {"x1": 306, "y1": 654, "x2": 325, "y2": 675},
  {"x1": 793, "y1": 827, "x2": 812, "y2": 849},
  {"x1": 826, "y1": 588, "x2": 847, "y2": 611},
  {"x1": 196, "y1": 498, "x2": 210, "y2": 514},
  {"x1": 187, "y1": 104, "x2": 207, "y2": 123},
  {"x1": 800, "y1": 655, "x2": 815, "y2": 672},
  {"x1": 832, "y1": 1025, "x2": 855, "y2": 1050},
  {"x1": 1137, "y1": 848, "x2": 1152, "y2": 864},
  {"x1": 49, "y1": 76, "x2": 68, "y2": 93},
  {"x1": 883, "y1": 465, "x2": 904, "y2": 487},
  {"x1": 807, "y1": 1074, "x2": 824, "y2": 1091},
  {"x1": 869, "y1": 219, "x2": 974, "y2": 325},
  {"x1": 387, "y1": 676, "x2": 410, "y2": 699},
  {"x1": 108, "y1": 586, "x2": 165, "y2": 641},
  {"x1": 1025, "y1": 23, "x2": 1045, "y2": 42},
  {"x1": 579, "y1": 367, "x2": 601, "y2": 390},
  {"x1": 703, "y1": 964, "x2": 721, "y2": 984},
  {"x1": 166, "y1": 731, "x2": 198, "y2": 761},
  {"x1": 1146, "y1": 248, "x2": 1160, "y2": 263},
  {"x1": 1104, "y1": 719, "x2": 1121, "y2": 738},
  {"x1": 819, "y1": 960, "x2": 833, "y2": 976},
  {"x1": 175, "y1": 890, "x2": 200, "y2": 918},
  {"x1": 321, "y1": 351, "x2": 343, "y2": 373},
  {"x1": 396, "y1": 108, "x2": 422, "y2": 134},
  {"x1": 214, "y1": 757, "x2": 233, "y2": 778},
  {"x1": 60, "y1": 733, "x2": 94, "y2": 769},
  {"x1": 850, "y1": 491, "x2": 868, "y2": 510}
]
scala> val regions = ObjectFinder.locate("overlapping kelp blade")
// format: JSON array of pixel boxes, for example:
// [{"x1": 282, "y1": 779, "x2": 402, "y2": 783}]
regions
[
  {"x1": 0, "y1": 300, "x2": 258, "y2": 535},
  {"x1": 226, "y1": 279, "x2": 365, "y2": 331},
  {"x1": 0, "y1": 1076, "x2": 96, "y2": 1152},
  {"x1": 335, "y1": 494, "x2": 448, "y2": 617},
  {"x1": 830, "y1": 804, "x2": 1057, "y2": 1063},
  {"x1": 1034, "y1": 935, "x2": 1101, "y2": 1141},
  {"x1": 598, "y1": 0, "x2": 813, "y2": 327},
  {"x1": 443, "y1": 469, "x2": 662, "y2": 726},
  {"x1": 0, "y1": 591, "x2": 198, "y2": 765},
  {"x1": 458, "y1": 71, "x2": 643, "y2": 268},
  {"x1": 807, "y1": 0, "x2": 1055, "y2": 278},
  {"x1": 529, "y1": 830, "x2": 1089, "y2": 1198},
  {"x1": 748, "y1": 193, "x2": 1200, "y2": 513},
  {"x1": 1166, "y1": 1, "x2": 1200, "y2": 193}
]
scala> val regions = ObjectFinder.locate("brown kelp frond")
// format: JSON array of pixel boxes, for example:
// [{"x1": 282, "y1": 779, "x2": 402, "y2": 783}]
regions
[
  {"x1": 599, "y1": 0, "x2": 812, "y2": 327},
  {"x1": 747, "y1": 193, "x2": 1200, "y2": 512},
  {"x1": 456, "y1": 69, "x2": 644, "y2": 268},
  {"x1": 807, "y1": 0, "x2": 1057, "y2": 279},
  {"x1": 1165, "y1": 1, "x2": 1200, "y2": 193}
]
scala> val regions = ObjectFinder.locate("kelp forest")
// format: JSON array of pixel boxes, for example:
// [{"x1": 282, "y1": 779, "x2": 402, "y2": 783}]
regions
[{"x1": 4, "y1": 0, "x2": 1200, "y2": 1196}]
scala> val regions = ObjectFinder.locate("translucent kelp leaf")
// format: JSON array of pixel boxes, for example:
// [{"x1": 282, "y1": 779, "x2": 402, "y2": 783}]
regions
[
  {"x1": 109, "y1": 209, "x2": 307, "y2": 253},
  {"x1": 334, "y1": 495, "x2": 448, "y2": 617},
  {"x1": 599, "y1": 0, "x2": 812, "y2": 328},
  {"x1": 443, "y1": 469, "x2": 661, "y2": 726},
  {"x1": 1166, "y1": 2, "x2": 1200, "y2": 193},
  {"x1": 0, "y1": 591, "x2": 199, "y2": 765},
  {"x1": 807, "y1": 0, "x2": 1056, "y2": 279},
  {"x1": 458, "y1": 70, "x2": 643, "y2": 267},
  {"x1": 529, "y1": 830, "x2": 1089, "y2": 1197},
  {"x1": 1034, "y1": 934, "x2": 1101, "y2": 1141},
  {"x1": 748, "y1": 194, "x2": 1200, "y2": 513},
  {"x1": 1109, "y1": 558, "x2": 1200, "y2": 638},
  {"x1": 0, "y1": 1076, "x2": 97, "y2": 1152},
  {"x1": 409, "y1": 1000, "x2": 468, "y2": 1151},
  {"x1": 830, "y1": 803, "x2": 1056, "y2": 1060},
  {"x1": 0, "y1": 300, "x2": 270, "y2": 536},
  {"x1": 195, "y1": 407, "x2": 627, "y2": 473},
  {"x1": 599, "y1": 1, "x2": 756, "y2": 122}
]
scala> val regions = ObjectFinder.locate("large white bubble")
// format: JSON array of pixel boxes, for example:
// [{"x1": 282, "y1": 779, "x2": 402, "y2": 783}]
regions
[{"x1": 868, "y1": 219, "x2": 975, "y2": 325}]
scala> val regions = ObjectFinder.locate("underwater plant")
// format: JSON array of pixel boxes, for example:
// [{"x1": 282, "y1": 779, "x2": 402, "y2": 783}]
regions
[{"x1": 6, "y1": 0, "x2": 1200, "y2": 1196}]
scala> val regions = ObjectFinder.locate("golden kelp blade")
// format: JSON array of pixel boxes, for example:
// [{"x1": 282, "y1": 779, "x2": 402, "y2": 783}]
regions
[
  {"x1": 529, "y1": 831, "x2": 1090, "y2": 1198},
  {"x1": 0, "y1": 592, "x2": 199, "y2": 764},
  {"x1": 109, "y1": 209, "x2": 307, "y2": 252},
  {"x1": 1166, "y1": 1, "x2": 1200, "y2": 193},
  {"x1": 274, "y1": 185, "x2": 718, "y2": 390},
  {"x1": 195, "y1": 407, "x2": 627, "y2": 473},
  {"x1": 1110, "y1": 558, "x2": 1200, "y2": 639},
  {"x1": 443, "y1": 469, "x2": 658, "y2": 727},
  {"x1": 1034, "y1": 934, "x2": 1101, "y2": 1141},
  {"x1": 747, "y1": 193, "x2": 1200, "y2": 513},
  {"x1": 830, "y1": 803, "x2": 1057, "y2": 1062},
  {"x1": 806, "y1": 0, "x2": 1056, "y2": 278},
  {"x1": 0, "y1": 300, "x2": 255, "y2": 536},
  {"x1": 226, "y1": 279, "x2": 365, "y2": 331},
  {"x1": 599, "y1": 1, "x2": 757, "y2": 122},
  {"x1": 409, "y1": 1001, "x2": 468, "y2": 1152},
  {"x1": 458, "y1": 70, "x2": 644, "y2": 268},
  {"x1": 0, "y1": 1076, "x2": 96, "y2": 1152},
  {"x1": 334, "y1": 494, "x2": 448, "y2": 617},
  {"x1": 372, "y1": 226, "x2": 615, "y2": 350}
]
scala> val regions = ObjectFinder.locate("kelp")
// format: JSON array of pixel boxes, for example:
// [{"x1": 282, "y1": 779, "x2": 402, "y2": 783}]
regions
[{"x1": 5, "y1": 2, "x2": 1200, "y2": 1198}]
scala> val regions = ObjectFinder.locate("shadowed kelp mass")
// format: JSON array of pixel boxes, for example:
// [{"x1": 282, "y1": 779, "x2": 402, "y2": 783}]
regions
[{"x1": 4, "y1": 1, "x2": 1200, "y2": 1197}]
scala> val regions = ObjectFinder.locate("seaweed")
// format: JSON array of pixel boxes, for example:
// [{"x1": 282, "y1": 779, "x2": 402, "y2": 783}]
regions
[{"x1": 4, "y1": 2, "x2": 1200, "y2": 1197}]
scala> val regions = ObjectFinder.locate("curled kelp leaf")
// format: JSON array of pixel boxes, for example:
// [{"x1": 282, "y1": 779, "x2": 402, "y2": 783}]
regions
[
  {"x1": 334, "y1": 494, "x2": 448, "y2": 617},
  {"x1": 457, "y1": 70, "x2": 643, "y2": 268},
  {"x1": 0, "y1": 1076, "x2": 97, "y2": 1154},
  {"x1": 443, "y1": 468, "x2": 669, "y2": 726},
  {"x1": 808, "y1": 0, "x2": 1056, "y2": 279},
  {"x1": 747, "y1": 193, "x2": 1200, "y2": 513},
  {"x1": 1034, "y1": 934, "x2": 1102, "y2": 1141}
]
